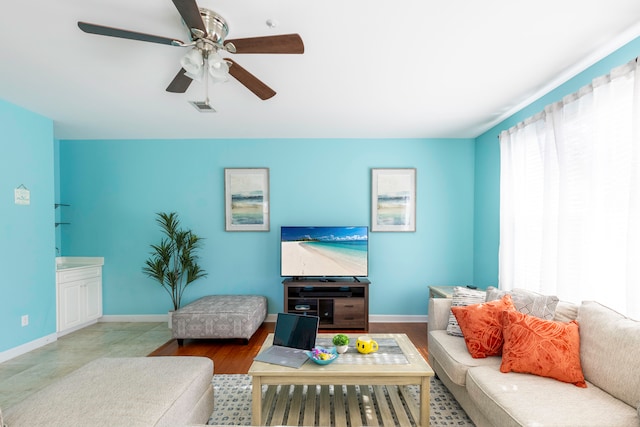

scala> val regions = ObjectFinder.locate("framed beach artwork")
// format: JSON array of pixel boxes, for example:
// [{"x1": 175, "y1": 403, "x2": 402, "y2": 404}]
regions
[
  {"x1": 224, "y1": 168, "x2": 270, "y2": 231},
  {"x1": 371, "y1": 168, "x2": 416, "y2": 232}
]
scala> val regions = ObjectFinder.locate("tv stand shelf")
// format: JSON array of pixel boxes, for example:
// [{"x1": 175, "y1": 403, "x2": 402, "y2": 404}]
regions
[{"x1": 283, "y1": 278, "x2": 369, "y2": 330}]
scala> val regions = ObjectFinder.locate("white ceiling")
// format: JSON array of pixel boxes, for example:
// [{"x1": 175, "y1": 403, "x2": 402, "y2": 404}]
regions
[{"x1": 1, "y1": 0, "x2": 640, "y2": 140}]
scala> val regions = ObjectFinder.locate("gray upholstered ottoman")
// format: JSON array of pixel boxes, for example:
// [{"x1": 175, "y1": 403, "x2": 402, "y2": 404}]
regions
[{"x1": 173, "y1": 295, "x2": 267, "y2": 344}]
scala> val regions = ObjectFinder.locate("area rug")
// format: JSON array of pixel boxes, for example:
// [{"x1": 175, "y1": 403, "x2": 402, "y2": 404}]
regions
[{"x1": 207, "y1": 374, "x2": 474, "y2": 426}]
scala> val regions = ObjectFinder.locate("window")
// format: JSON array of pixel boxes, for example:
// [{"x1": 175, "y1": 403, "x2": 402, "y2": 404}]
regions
[{"x1": 499, "y1": 59, "x2": 640, "y2": 318}]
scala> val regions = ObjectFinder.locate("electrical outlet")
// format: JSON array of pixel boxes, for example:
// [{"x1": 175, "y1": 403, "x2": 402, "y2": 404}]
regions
[{"x1": 21, "y1": 315, "x2": 29, "y2": 327}]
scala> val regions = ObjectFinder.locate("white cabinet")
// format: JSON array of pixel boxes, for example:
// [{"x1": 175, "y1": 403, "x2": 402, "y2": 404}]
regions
[{"x1": 56, "y1": 263, "x2": 103, "y2": 334}]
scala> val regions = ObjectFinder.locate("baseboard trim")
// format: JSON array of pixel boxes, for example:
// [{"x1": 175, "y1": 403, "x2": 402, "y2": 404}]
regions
[
  {"x1": 0, "y1": 333, "x2": 58, "y2": 364},
  {"x1": 370, "y1": 314, "x2": 428, "y2": 323},
  {"x1": 100, "y1": 314, "x2": 168, "y2": 322}
]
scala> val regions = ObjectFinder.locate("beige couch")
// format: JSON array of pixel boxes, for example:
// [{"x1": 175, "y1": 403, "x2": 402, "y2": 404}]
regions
[
  {"x1": 3, "y1": 356, "x2": 214, "y2": 427},
  {"x1": 428, "y1": 297, "x2": 640, "y2": 427}
]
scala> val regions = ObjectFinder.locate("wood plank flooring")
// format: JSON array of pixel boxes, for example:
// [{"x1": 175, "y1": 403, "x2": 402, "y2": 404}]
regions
[{"x1": 148, "y1": 323, "x2": 428, "y2": 374}]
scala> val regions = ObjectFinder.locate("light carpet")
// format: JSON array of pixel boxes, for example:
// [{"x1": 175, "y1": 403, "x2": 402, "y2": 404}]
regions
[{"x1": 207, "y1": 374, "x2": 474, "y2": 426}]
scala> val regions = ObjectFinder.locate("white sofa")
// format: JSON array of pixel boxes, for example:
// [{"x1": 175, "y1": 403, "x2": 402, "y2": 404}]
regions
[
  {"x1": 428, "y1": 297, "x2": 640, "y2": 427},
  {"x1": 2, "y1": 356, "x2": 214, "y2": 427}
]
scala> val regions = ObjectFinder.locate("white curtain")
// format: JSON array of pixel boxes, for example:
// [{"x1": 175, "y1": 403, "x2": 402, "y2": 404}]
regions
[{"x1": 499, "y1": 59, "x2": 640, "y2": 319}]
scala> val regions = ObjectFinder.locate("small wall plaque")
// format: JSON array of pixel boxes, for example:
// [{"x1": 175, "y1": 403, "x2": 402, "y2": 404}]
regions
[{"x1": 14, "y1": 184, "x2": 30, "y2": 205}]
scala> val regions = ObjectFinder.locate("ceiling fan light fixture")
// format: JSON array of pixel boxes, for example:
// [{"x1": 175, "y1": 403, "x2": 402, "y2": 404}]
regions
[
  {"x1": 181, "y1": 48, "x2": 204, "y2": 79},
  {"x1": 207, "y1": 51, "x2": 229, "y2": 83},
  {"x1": 184, "y1": 69, "x2": 204, "y2": 81}
]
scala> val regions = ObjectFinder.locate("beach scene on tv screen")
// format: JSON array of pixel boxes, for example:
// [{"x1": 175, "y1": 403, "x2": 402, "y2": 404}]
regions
[{"x1": 281, "y1": 227, "x2": 368, "y2": 277}]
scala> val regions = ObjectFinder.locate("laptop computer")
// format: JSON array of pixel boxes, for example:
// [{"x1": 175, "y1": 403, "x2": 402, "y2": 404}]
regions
[{"x1": 253, "y1": 312, "x2": 319, "y2": 368}]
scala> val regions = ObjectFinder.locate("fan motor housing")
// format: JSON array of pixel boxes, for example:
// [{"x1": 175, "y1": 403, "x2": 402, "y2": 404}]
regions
[{"x1": 199, "y1": 9, "x2": 228, "y2": 43}]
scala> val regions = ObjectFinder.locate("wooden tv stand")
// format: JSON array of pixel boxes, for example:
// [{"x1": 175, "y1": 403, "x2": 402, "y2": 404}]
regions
[{"x1": 283, "y1": 278, "x2": 370, "y2": 330}]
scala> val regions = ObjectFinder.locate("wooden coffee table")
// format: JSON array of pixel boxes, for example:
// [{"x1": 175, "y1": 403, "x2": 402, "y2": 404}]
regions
[{"x1": 248, "y1": 333, "x2": 433, "y2": 426}]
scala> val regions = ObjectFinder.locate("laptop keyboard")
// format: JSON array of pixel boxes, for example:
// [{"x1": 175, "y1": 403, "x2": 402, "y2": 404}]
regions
[{"x1": 268, "y1": 345, "x2": 306, "y2": 358}]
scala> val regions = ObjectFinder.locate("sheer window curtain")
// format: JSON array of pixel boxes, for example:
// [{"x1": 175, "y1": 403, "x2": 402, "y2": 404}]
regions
[{"x1": 499, "y1": 59, "x2": 640, "y2": 319}]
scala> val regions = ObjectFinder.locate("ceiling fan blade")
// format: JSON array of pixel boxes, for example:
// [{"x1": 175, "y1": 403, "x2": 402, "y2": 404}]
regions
[
  {"x1": 77, "y1": 22, "x2": 184, "y2": 46},
  {"x1": 226, "y1": 34, "x2": 304, "y2": 54},
  {"x1": 166, "y1": 68, "x2": 193, "y2": 93},
  {"x1": 171, "y1": 0, "x2": 207, "y2": 38},
  {"x1": 226, "y1": 59, "x2": 276, "y2": 100}
]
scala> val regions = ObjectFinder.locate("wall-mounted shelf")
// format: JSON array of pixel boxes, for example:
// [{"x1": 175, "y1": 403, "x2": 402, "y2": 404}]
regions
[{"x1": 55, "y1": 203, "x2": 71, "y2": 227}]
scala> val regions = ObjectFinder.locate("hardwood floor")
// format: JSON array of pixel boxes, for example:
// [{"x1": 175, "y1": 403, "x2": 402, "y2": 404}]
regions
[{"x1": 148, "y1": 322, "x2": 428, "y2": 374}]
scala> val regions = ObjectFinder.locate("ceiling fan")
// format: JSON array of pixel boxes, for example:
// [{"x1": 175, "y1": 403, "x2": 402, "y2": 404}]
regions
[{"x1": 77, "y1": 0, "x2": 304, "y2": 103}]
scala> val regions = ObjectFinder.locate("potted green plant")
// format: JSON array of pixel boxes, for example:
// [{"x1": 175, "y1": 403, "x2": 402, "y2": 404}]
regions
[
  {"x1": 332, "y1": 333, "x2": 350, "y2": 354},
  {"x1": 143, "y1": 212, "x2": 207, "y2": 326}
]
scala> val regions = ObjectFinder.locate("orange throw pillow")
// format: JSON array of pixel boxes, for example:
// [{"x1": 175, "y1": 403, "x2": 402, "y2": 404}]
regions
[
  {"x1": 451, "y1": 294, "x2": 516, "y2": 358},
  {"x1": 501, "y1": 310, "x2": 587, "y2": 388}
]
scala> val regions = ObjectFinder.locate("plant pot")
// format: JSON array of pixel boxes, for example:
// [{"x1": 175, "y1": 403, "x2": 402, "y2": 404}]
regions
[{"x1": 336, "y1": 345, "x2": 348, "y2": 354}]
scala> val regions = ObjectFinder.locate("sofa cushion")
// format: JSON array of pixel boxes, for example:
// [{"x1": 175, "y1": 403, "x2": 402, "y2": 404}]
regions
[
  {"x1": 3, "y1": 357, "x2": 214, "y2": 427},
  {"x1": 466, "y1": 365, "x2": 639, "y2": 427},
  {"x1": 553, "y1": 300, "x2": 579, "y2": 322},
  {"x1": 446, "y1": 286, "x2": 486, "y2": 337},
  {"x1": 500, "y1": 310, "x2": 586, "y2": 387},
  {"x1": 578, "y1": 301, "x2": 640, "y2": 408},
  {"x1": 451, "y1": 295, "x2": 515, "y2": 358},
  {"x1": 486, "y1": 286, "x2": 559, "y2": 320},
  {"x1": 428, "y1": 330, "x2": 501, "y2": 386}
]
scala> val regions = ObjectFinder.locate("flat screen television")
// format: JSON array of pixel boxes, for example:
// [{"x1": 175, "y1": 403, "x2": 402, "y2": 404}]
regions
[{"x1": 280, "y1": 226, "x2": 368, "y2": 279}]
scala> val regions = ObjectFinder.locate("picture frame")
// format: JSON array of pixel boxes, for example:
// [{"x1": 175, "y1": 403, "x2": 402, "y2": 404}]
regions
[
  {"x1": 371, "y1": 168, "x2": 416, "y2": 232},
  {"x1": 224, "y1": 168, "x2": 270, "y2": 231}
]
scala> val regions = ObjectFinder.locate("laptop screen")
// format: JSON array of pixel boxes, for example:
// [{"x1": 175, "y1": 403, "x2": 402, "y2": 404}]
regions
[{"x1": 273, "y1": 313, "x2": 319, "y2": 350}]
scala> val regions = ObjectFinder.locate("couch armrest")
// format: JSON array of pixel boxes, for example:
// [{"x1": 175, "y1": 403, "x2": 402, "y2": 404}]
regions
[{"x1": 428, "y1": 297, "x2": 453, "y2": 333}]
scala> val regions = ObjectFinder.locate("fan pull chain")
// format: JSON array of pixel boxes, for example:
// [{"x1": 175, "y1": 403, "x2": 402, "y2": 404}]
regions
[{"x1": 203, "y1": 57, "x2": 210, "y2": 104}]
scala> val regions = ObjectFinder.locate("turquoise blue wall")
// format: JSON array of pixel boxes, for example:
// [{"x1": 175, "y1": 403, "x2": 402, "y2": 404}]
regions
[
  {"x1": 59, "y1": 138, "x2": 475, "y2": 316},
  {"x1": 4, "y1": 35, "x2": 638, "y2": 355},
  {"x1": 0, "y1": 100, "x2": 56, "y2": 352},
  {"x1": 473, "y1": 36, "x2": 640, "y2": 287}
]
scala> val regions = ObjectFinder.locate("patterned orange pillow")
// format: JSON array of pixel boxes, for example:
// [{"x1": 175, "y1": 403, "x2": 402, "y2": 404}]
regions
[
  {"x1": 451, "y1": 294, "x2": 516, "y2": 358},
  {"x1": 501, "y1": 310, "x2": 587, "y2": 388}
]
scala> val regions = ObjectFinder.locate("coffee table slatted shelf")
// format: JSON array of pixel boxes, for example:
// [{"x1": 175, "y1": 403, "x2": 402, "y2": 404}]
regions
[
  {"x1": 250, "y1": 333, "x2": 433, "y2": 426},
  {"x1": 261, "y1": 383, "x2": 420, "y2": 426}
]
